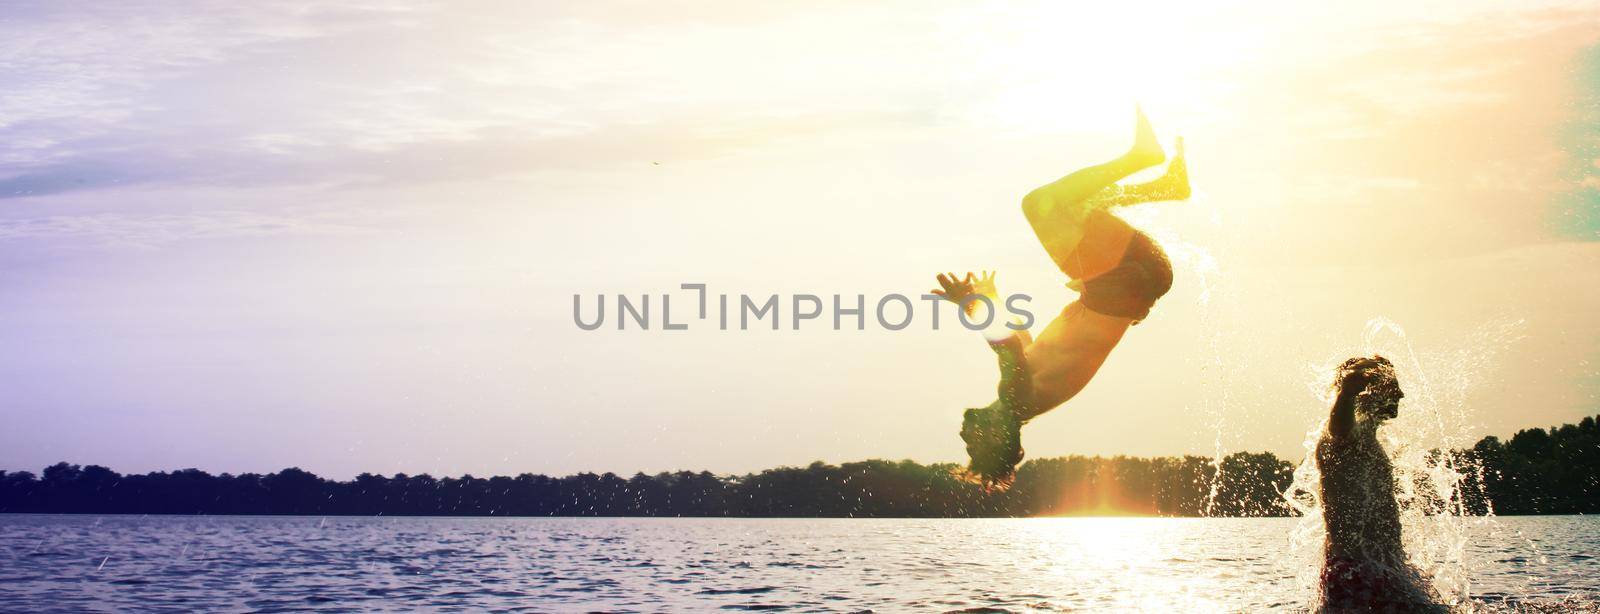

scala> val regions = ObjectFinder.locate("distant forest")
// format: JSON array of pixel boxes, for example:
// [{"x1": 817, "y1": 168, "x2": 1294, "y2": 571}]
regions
[{"x1": 2, "y1": 415, "x2": 1595, "y2": 517}]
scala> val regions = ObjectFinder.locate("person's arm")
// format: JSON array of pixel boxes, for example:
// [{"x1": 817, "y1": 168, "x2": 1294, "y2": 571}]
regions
[
  {"x1": 935, "y1": 271, "x2": 1036, "y2": 418},
  {"x1": 1328, "y1": 368, "x2": 1369, "y2": 441},
  {"x1": 989, "y1": 328, "x2": 1035, "y2": 420}
]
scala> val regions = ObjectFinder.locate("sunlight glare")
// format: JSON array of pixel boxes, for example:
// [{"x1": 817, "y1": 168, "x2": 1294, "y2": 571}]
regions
[{"x1": 948, "y1": 0, "x2": 1259, "y2": 135}]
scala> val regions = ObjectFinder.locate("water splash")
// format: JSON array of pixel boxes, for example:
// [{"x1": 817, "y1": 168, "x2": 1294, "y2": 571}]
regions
[
  {"x1": 1127, "y1": 197, "x2": 1237, "y2": 516},
  {"x1": 1282, "y1": 316, "x2": 1525, "y2": 610}
]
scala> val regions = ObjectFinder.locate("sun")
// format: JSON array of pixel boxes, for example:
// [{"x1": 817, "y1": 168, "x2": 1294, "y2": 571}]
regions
[{"x1": 944, "y1": 0, "x2": 1256, "y2": 136}]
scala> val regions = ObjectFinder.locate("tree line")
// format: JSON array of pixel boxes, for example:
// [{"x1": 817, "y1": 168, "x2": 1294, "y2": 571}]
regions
[{"x1": 2, "y1": 415, "x2": 1594, "y2": 517}]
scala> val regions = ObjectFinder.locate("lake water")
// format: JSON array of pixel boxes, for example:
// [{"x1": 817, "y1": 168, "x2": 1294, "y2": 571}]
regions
[{"x1": 0, "y1": 515, "x2": 1595, "y2": 612}]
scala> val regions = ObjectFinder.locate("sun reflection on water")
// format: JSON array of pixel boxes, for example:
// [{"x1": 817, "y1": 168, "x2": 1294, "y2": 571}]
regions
[{"x1": 1003, "y1": 517, "x2": 1249, "y2": 611}]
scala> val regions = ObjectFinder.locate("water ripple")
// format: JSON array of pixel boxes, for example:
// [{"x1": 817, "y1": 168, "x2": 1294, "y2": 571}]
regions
[{"x1": 0, "y1": 515, "x2": 1594, "y2": 612}]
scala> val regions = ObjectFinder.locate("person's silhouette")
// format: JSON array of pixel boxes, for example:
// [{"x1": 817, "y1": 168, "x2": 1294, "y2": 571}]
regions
[
  {"x1": 1315, "y1": 355, "x2": 1438, "y2": 611},
  {"x1": 933, "y1": 108, "x2": 1189, "y2": 489}
]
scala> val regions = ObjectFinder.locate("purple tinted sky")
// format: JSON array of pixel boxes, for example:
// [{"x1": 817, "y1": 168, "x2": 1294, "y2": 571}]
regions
[{"x1": 3, "y1": 1, "x2": 1599, "y2": 479}]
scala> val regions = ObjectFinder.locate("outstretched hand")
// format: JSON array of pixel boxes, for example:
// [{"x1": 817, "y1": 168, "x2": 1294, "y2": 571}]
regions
[{"x1": 933, "y1": 271, "x2": 998, "y2": 316}]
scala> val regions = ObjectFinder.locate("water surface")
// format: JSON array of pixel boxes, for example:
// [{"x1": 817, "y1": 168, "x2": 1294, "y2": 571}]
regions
[{"x1": 1, "y1": 515, "x2": 1595, "y2": 612}]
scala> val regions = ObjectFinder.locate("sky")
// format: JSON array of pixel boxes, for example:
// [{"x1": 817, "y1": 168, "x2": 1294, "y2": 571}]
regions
[{"x1": 2, "y1": 0, "x2": 1598, "y2": 479}]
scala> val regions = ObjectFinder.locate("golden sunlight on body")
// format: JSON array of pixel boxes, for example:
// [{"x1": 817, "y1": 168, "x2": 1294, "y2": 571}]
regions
[
  {"x1": 1024, "y1": 302, "x2": 1132, "y2": 412},
  {"x1": 933, "y1": 109, "x2": 1191, "y2": 489}
]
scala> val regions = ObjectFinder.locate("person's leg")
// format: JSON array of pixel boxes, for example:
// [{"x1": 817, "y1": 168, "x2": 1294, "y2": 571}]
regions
[{"x1": 1021, "y1": 108, "x2": 1166, "y2": 265}]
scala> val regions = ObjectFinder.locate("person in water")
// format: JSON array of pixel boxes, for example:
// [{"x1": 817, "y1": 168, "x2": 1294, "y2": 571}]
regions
[
  {"x1": 1316, "y1": 355, "x2": 1437, "y2": 611},
  {"x1": 932, "y1": 108, "x2": 1189, "y2": 489}
]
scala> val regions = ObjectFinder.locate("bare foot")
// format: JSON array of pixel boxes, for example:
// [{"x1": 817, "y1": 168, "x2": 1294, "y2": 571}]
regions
[
  {"x1": 1163, "y1": 136, "x2": 1190, "y2": 200},
  {"x1": 1126, "y1": 106, "x2": 1166, "y2": 169}
]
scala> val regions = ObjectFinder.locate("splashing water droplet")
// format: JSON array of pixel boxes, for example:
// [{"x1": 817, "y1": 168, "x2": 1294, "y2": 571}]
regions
[{"x1": 1281, "y1": 316, "x2": 1526, "y2": 608}]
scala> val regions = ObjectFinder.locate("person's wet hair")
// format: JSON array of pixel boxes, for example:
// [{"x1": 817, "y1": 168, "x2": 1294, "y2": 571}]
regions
[
  {"x1": 959, "y1": 402, "x2": 1024, "y2": 491},
  {"x1": 1335, "y1": 355, "x2": 1393, "y2": 383}
]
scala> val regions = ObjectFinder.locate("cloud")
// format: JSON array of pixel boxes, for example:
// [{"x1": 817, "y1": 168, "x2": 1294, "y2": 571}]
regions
[
  {"x1": 0, "y1": 208, "x2": 373, "y2": 248},
  {"x1": 1175, "y1": 7, "x2": 1600, "y2": 261},
  {"x1": 0, "y1": 1, "x2": 946, "y2": 201},
  {"x1": 0, "y1": 109, "x2": 925, "y2": 202},
  {"x1": 0, "y1": 161, "x2": 147, "y2": 199},
  {"x1": 0, "y1": 2, "x2": 476, "y2": 194},
  {"x1": 3, "y1": 0, "x2": 1595, "y2": 258},
  {"x1": 1553, "y1": 41, "x2": 1600, "y2": 239}
]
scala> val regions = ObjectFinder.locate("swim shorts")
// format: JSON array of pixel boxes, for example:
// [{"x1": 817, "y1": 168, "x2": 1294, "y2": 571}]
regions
[
  {"x1": 1319, "y1": 557, "x2": 1435, "y2": 610},
  {"x1": 1073, "y1": 226, "x2": 1173, "y2": 324}
]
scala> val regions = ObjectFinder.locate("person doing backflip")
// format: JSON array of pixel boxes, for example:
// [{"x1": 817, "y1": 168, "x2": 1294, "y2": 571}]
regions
[{"x1": 933, "y1": 108, "x2": 1190, "y2": 489}]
